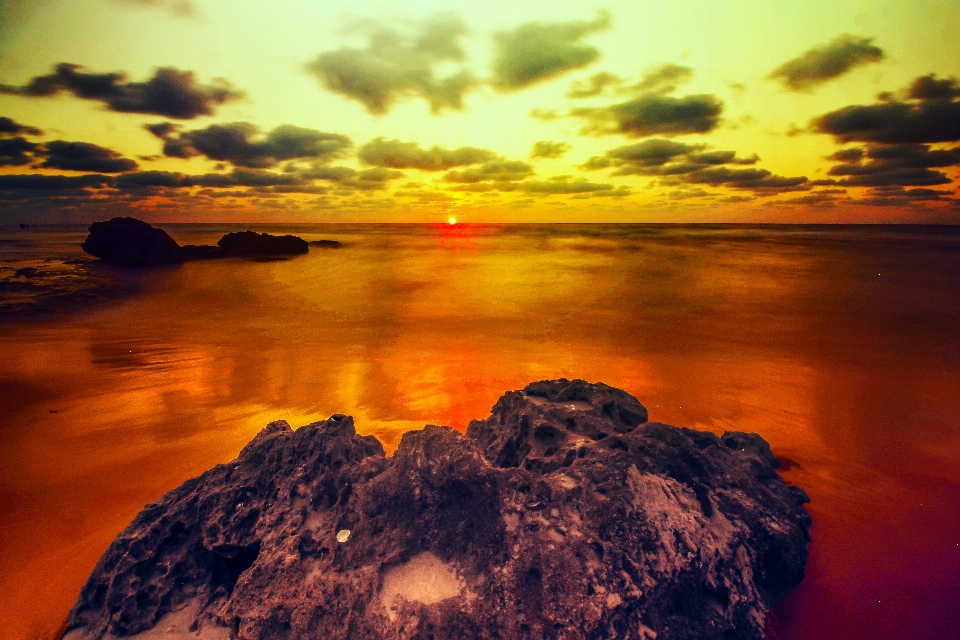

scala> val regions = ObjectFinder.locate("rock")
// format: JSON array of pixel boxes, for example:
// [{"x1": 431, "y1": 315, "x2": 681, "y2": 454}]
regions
[
  {"x1": 217, "y1": 231, "x2": 308, "y2": 257},
  {"x1": 181, "y1": 245, "x2": 226, "y2": 261},
  {"x1": 309, "y1": 240, "x2": 342, "y2": 248},
  {"x1": 64, "y1": 380, "x2": 811, "y2": 640},
  {"x1": 80, "y1": 217, "x2": 184, "y2": 267}
]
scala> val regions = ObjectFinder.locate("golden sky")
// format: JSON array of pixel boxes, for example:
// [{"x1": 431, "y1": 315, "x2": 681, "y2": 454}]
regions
[{"x1": 1, "y1": 0, "x2": 959, "y2": 223}]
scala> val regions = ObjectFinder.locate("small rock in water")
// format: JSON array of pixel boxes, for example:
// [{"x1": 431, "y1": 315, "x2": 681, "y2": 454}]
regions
[
  {"x1": 81, "y1": 217, "x2": 184, "y2": 267},
  {"x1": 63, "y1": 379, "x2": 811, "y2": 640},
  {"x1": 217, "y1": 230, "x2": 308, "y2": 257}
]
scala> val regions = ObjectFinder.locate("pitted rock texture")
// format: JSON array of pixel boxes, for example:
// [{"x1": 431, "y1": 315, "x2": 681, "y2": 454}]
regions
[{"x1": 64, "y1": 380, "x2": 811, "y2": 640}]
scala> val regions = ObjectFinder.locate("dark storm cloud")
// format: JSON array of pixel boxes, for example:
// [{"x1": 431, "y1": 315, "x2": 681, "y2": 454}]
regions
[
  {"x1": 305, "y1": 14, "x2": 477, "y2": 115},
  {"x1": 628, "y1": 64, "x2": 693, "y2": 94},
  {"x1": 491, "y1": 12, "x2": 611, "y2": 91},
  {"x1": 825, "y1": 143, "x2": 960, "y2": 186},
  {"x1": 358, "y1": 138, "x2": 496, "y2": 170},
  {"x1": 148, "y1": 122, "x2": 352, "y2": 168},
  {"x1": 442, "y1": 160, "x2": 534, "y2": 183},
  {"x1": 530, "y1": 141, "x2": 572, "y2": 159},
  {"x1": 0, "y1": 136, "x2": 40, "y2": 166},
  {"x1": 769, "y1": 34, "x2": 885, "y2": 91},
  {"x1": 580, "y1": 138, "x2": 757, "y2": 176},
  {"x1": 571, "y1": 93, "x2": 724, "y2": 137},
  {"x1": 39, "y1": 141, "x2": 138, "y2": 173},
  {"x1": 567, "y1": 72, "x2": 623, "y2": 98},
  {"x1": 811, "y1": 74, "x2": 960, "y2": 144},
  {"x1": 0, "y1": 116, "x2": 42, "y2": 136},
  {"x1": 0, "y1": 64, "x2": 243, "y2": 119}
]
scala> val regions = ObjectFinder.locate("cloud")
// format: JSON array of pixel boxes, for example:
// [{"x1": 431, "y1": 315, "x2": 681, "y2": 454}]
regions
[
  {"x1": 529, "y1": 108, "x2": 561, "y2": 121},
  {"x1": 358, "y1": 137, "x2": 496, "y2": 170},
  {"x1": 570, "y1": 93, "x2": 723, "y2": 137},
  {"x1": 0, "y1": 173, "x2": 112, "y2": 191},
  {"x1": 581, "y1": 138, "x2": 757, "y2": 175},
  {"x1": 839, "y1": 185, "x2": 957, "y2": 207},
  {"x1": 683, "y1": 166, "x2": 808, "y2": 191},
  {"x1": 907, "y1": 74, "x2": 960, "y2": 101},
  {"x1": 296, "y1": 164, "x2": 405, "y2": 191},
  {"x1": 825, "y1": 143, "x2": 960, "y2": 186},
  {"x1": 305, "y1": 13, "x2": 476, "y2": 115},
  {"x1": 148, "y1": 122, "x2": 352, "y2": 168},
  {"x1": 444, "y1": 175, "x2": 630, "y2": 197},
  {"x1": 769, "y1": 34, "x2": 885, "y2": 91},
  {"x1": 0, "y1": 136, "x2": 40, "y2": 166},
  {"x1": 442, "y1": 160, "x2": 534, "y2": 183},
  {"x1": 39, "y1": 141, "x2": 138, "y2": 173},
  {"x1": 0, "y1": 116, "x2": 42, "y2": 137},
  {"x1": 492, "y1": 12, "x2": 611, "y2": 91},
  {"x1": 567, "y1": 72, "x2": 623, "y2": 98},
  {"x1": 0, "y1": 64, "x2": 243, "y2": 119},
  {"x1": 530, "y1": 141, "x2": 572, "y2": 159},
  {"x1": 581, "y1": 138, "x2": 804, "y2": 194},
  {"x1": 668, "y1": 188, "x2": 713, "y2": 200},
  {"x1": 627, "y1": 63, "x2": 693, "y2": 94},
  {"x1": 114, "y1": 0, "x2": 195, "y2": 17},
  {"x1": 517, "y1": 176, "x2": 629, "y2": 196},
  {"x1": 811, "y1": 74, "x2": 960, "y2": 143}
]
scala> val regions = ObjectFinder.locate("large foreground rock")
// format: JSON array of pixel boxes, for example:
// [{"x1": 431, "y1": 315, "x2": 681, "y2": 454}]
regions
[
  {"x1": 64, "y1": 380, "x2": 811, "y2": 640},
  {"x1": 80, "y1": 217, "x2": 184, "y2": 267}
]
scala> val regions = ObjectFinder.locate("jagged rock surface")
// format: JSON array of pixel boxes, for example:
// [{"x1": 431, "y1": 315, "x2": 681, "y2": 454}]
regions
[
  {"x1": 64, "y1": 380, "x2": 811, "y2": 640},
  {"x1": 81, "y1": 217, "x2": 184, "y2": 267}
]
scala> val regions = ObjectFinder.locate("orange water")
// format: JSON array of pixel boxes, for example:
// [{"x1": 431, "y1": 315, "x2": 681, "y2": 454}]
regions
[{"x1": 1, "y1": 224, "x2": 958, "y2": 639}]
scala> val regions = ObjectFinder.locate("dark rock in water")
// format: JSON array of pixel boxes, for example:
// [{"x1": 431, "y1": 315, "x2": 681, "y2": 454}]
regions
[
  {"x1": 81, "y1": 217, "x2": 183, "y2": 267},
  {"x1": 181, "y1": 244, "x2": 226, "y2": 261},
  {"x1": 217, "y1": 231, "x2": 308, "y2": 257},
  {"x1": 309, "y1": 239, "x2": 342, "y2": 248},
  {"x1": 64, "y1": 380, "x2": 811, "y2": 640}
]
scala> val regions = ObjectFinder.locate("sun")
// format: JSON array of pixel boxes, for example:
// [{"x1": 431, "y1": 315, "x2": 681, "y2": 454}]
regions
[{"x1": 448, "y1": 216, "x2": 457, "y2": 225}]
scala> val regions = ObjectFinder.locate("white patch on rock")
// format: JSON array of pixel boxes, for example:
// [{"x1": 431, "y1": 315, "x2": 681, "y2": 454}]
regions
[
  {"x1": 336, "y1": 529, "x2": 351, "y2": 542},
  {"x1": 63, "y1": 598, "x2": 230, "y2": 640},
  {"x1": 380, "y1": 552, "x2": 465, "y2": 621}
]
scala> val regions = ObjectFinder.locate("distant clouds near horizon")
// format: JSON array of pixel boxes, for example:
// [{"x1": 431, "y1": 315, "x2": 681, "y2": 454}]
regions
[{"x1": 1, "y1": 1, "x2": 959, "y2": 223}]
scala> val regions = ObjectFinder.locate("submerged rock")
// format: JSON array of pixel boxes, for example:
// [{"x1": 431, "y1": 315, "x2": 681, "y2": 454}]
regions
[
  {"x1": 80, "y1": 217, "x2": 183, "y2": 267},
  {"x1": 217, "y1": 231, "x2": 308, "y2": 257},
  {"x1": 64, "y1": 380, "x2": 811, "y2": 640},
  {"x1": 309, "y1": 239, "x2": 342, "y2": 248}
]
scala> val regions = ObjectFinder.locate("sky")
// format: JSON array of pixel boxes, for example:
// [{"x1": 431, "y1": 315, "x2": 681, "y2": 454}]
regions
[{"x1": 1, "y1": 0, "x2": 960, "y2": 223}]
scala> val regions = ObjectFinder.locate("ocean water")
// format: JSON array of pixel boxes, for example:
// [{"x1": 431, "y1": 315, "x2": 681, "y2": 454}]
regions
[{"x1": 1, "y1": 223, "x2": 958, "y2": 639}]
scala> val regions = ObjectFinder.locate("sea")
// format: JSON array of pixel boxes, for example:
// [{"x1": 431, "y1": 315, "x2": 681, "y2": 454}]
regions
[{"x1": 1, "y1": 223, "x2": 959, "y2": 639}]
